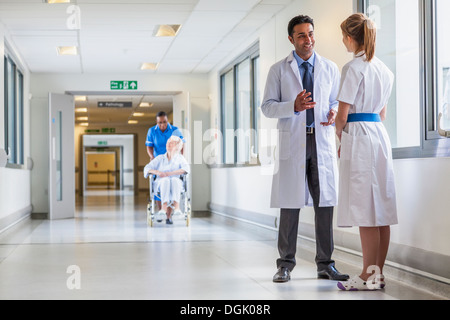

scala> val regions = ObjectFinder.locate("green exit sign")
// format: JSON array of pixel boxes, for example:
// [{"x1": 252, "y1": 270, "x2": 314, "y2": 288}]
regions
[{"x1": 110, "y1": 80, "x2": 138, "y2": 90}]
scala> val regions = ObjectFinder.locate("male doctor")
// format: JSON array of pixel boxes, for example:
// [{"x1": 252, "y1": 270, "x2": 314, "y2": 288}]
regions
[{"x1": 261, "y1": 15, "x2": 349, "y2": 282}]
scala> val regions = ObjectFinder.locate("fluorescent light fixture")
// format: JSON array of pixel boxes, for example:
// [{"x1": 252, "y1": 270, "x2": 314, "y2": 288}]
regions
[
  {"x1": 57, "y1": 46, "x2": 78, "y2": 56},
  {"x1": 46, "y1": 0, "x2": 71, "y2": 3},
  {"x1": 128, "y1": 120, "x2": 138, "y2": 124},
  {"x1": 74, "y1": 96, "x2": 87, "y2": 102},
  {"x1": 139, "y1": 102, "x2": 153, "y2": 107},
  {"x1": 140, "y1": 63, "x2": 158, "y2": 70},
  {"x1": 132, "y1": 112, "x2": 144, "y2": 117},
  {"x1": 154, "y1": 24, "x2": 181, "y2": 37},
  {"x1": 76, "y1": 117, "x2": 88, "y2": 121},
  {"x1": 80, "y1": 122, "x2": 89, "y2": 127},
  {"x1": 75, "y1": 108, "x2": 87, "y2": 112}
]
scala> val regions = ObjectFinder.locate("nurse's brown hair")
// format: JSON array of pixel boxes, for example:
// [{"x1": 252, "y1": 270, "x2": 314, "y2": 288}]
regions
[{"x1": 341, "y1": 13, "x2": 376, "y2": 62}]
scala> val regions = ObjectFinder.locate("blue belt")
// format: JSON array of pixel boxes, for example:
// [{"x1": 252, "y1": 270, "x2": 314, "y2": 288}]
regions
[{"x1": 347, "y1": 113, "x2": 381, "y2": 123}]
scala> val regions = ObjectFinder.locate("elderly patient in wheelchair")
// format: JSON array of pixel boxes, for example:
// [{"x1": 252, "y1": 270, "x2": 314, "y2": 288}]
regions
[{"x1": 144, "y1": 135, "x2": 190, "y2": 224}]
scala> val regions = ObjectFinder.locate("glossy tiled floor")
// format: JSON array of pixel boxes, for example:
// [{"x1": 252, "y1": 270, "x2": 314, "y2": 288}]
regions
[{"x1": 0, "y1": 191, "x2": 445, "y2": 300}]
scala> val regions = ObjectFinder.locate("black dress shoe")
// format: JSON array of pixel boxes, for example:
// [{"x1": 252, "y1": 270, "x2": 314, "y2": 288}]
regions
[
  {"x1": 317, "y1": 265, "x2": 349, "y2": 281},
  {"x1": 273, "y1": 267, "x2": 291, "y2": 283}
]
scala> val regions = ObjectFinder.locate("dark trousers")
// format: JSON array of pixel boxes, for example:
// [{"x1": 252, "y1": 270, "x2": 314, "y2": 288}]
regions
[{"x1": 276, "y1": 132, "x2": 335, "y2": 271}]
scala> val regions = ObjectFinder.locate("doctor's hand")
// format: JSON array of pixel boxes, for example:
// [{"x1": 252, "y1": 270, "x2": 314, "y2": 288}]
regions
[
  {"x1": 320, "y1": 109, "x2": 337, "y2": 126},
  {"x1": 294, "y1": 90, "x2": 316, "y2": 113}
]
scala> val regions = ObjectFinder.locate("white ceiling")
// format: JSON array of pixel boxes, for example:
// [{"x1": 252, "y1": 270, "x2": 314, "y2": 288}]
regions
[
  {"x1": 0, "y1": 0, "x2": 294, "y2": 128},
  {"x1": 0, "y1": 0, "x2": 294, "y2": 74}
]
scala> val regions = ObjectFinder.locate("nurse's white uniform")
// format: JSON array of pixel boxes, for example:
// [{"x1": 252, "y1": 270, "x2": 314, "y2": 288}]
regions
[{"x1": 337, "y1": 54, "x2": 398, "y2": 227}]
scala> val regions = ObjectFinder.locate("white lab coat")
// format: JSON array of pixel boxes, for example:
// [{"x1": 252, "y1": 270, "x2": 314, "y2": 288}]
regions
[
  {"x1": 337, "y1": 54, "x2": 398, "y2": 227},
  {"x1": 261, "y1": 51, "x2": 340, "y2": 209}
]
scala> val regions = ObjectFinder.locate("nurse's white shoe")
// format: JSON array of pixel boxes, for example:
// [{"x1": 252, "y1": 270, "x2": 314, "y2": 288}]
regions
[{"x1": 337, "y1": 275, "x2": 381, "y2": 291}]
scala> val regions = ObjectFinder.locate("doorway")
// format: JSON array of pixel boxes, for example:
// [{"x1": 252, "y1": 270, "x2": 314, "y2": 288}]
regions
[{"x1": 85, "y1": 147, "x2": 122, "y2": 190}]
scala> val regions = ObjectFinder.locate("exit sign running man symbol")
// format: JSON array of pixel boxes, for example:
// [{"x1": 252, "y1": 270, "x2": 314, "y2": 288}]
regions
[{"x1": 110, "y1": 81, "x2": 138, "y2": 90}]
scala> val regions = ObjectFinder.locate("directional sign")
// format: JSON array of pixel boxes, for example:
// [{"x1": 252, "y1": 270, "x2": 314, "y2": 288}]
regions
[
  {"x1": 98, "y1": 101, "x2": 132, "y2": 108},
  {"x1": 110, "y1": 80, "x2": 138, "y2": 90}
]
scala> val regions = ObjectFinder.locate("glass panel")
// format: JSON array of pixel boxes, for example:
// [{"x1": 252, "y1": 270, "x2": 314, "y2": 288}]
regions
[
  {"x1": 236, "y1": 58, "x2": 251, "y2": 164},
  {"x1": 221, "y1": 70, "x2": 235, "y2": 164},
  {"x1": 56, "y1": 111, "x2": 63, "y2": 201},
  {"x1": 5, "y1": 58, "x2": 16, "y2": 163},
  {"x1": 253, "y1": 56, "x2": 260, "y2": 156},
  {"x1": 365, "y1": 0, "x2": 421, "y2": 148},
  {"x1": 436, "y1": 0, "x2": 450, "y2": 131},
  {"x1": 17, "y1": 72, "x2": 24, "y2": 164}
]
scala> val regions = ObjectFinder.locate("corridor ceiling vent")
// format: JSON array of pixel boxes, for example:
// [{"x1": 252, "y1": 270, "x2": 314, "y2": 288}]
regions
[
  {"x1": 45, "y1": 0, "x2": 71, "y2": 3},
  {"x1": 139, "y1": 102, "x2": 153, "y2": 108},
  {"x1": 140, "y1": 62, "x2": 158, "y2": 70},
  {"x1": 57, "y1": 46, "x2": 78, "y2": 56},
  {"x1": 154, "y1": 24, "x2": 181, "y2": 37}
]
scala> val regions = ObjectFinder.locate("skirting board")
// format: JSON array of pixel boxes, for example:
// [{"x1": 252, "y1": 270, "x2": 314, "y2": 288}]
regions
[
  {"x1": 208, "y1": 202, "x2": 450, "y2": 298},
  {"x1": 0, "y1": 205, "x2": 32, "y2": 234}
]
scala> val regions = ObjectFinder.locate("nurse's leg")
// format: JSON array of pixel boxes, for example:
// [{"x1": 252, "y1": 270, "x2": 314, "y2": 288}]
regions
[
  {"x1": 277, "y1": 208, "x2": 300, "y2": 271},
  {"x1": 359, "y1": 227, "x2": 380, "y2": 281},
  {"x1": 376, "y1": 226, "x2": 390, "y2": 275}
]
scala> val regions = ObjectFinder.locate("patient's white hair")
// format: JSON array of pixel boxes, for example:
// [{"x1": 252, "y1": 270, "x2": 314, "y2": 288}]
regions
[{"x1": 167, "y1": 135, "x2": 183, "y2": 153}]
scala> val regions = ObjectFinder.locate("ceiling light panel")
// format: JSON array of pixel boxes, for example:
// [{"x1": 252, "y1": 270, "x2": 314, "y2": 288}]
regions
[{"x1": 154, "y1": 24, "x2": 182, "y2": 37}]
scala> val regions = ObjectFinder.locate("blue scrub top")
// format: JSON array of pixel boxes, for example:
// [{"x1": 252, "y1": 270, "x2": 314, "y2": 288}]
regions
[{"x1": 145, "y1": 123, "x2": 184, "y2": 157}]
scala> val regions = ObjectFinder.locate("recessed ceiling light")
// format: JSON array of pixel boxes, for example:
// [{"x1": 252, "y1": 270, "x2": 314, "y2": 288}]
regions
[
  {"x1": 154, "y1": 24, "x2": 181, "y2": 37},
  {"x1": 140, "y1": 63, "x2": 158, "y2": 70},
  {"x1": 74, "y1": 96, "x2": 86, "y2": 102},
  {"x1": 76, "y1": 117, "x2": 88, "y2": 121},
  {"x1": 139, "y1": 102, "x2": 153, "y2": 107},
  {"x1": 75, "y1": 108, "x2": 87, "y2": 112},
  {"x1": 57, "y1": 46, "x2": 78, "y2": 56},
  {"x1": 132, "y1": 112, "x2": 144, "y2": 117},
  {"x1": 79, "y1": 122, "x2": 89, "y2": 127},
  {"x1": 128, "y1": 120, "x2": 138, "y2": 124},
  {"x1": 46, "y1": 0, "x2": 71, "y2": 3}
]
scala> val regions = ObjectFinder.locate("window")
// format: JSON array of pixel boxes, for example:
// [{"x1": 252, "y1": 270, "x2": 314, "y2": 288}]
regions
[
  {"x1": 219, "y1": 43, "x2": 260, "y2": 165},
  {"x1": 360, "y1": 0, "x2": 450, "y2": 158},
  {"x1": 221, "y1": 69, "x2": 235, "y2": 164},
  {"x1": 436, "y1": 0, "x2": 450, "y2": 132},
  {"x1": 4, "y1": 54, "x2": 25, "y2": 166}
]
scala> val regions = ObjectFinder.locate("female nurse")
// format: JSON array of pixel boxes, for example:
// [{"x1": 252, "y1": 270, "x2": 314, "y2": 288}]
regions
[{"x1": 335, "y1": 13, "x2": 398, "y2": 291}]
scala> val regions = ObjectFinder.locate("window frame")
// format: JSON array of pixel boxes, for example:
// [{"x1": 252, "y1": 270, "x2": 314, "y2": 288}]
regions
[
  {"x1": 4, "y1": 50, "x2": 25, "y2": 168},
  {"x1": 358, "y1": 0, "x2": 450, "y2": 159},
  {"x1": 217, "y1": 42, "x2": 260, "y2": 167}
]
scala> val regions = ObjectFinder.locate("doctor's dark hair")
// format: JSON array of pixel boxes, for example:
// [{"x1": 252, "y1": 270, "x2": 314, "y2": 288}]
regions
[
  {"x1": 341, "y1": 13, "x2": 376, "y2": 62},
  {"x1": 288, "y1": 15, "x2": 314, "y2": 37}
]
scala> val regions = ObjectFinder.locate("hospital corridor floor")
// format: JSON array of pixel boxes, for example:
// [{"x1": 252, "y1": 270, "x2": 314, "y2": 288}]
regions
[{"x1": 0, "y1": 191, "x2": 445, "y2": 300}]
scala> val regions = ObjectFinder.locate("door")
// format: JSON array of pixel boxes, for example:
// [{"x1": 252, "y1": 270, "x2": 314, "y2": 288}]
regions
[{"x1": 49, "y1": 93, "x2": 75, "y2": 219}]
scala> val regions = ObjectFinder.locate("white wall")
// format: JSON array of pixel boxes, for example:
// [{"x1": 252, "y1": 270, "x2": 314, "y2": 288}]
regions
[
  {"x1": 0, "y1": 23, "x2": 32, "y2": 228},
  {"x1": 208, "y1": 0, "x2": 450, "y2": 282}
]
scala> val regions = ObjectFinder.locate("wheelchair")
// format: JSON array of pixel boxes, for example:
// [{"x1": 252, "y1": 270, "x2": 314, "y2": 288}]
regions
[{"x1": 146, "y1": 173, "x2": 191, "y2": 227}]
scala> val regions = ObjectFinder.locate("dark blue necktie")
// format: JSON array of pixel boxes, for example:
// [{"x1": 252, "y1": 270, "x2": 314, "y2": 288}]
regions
[{"x1": 302, "y1": 62, "x2": 314, "y2": 126}]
